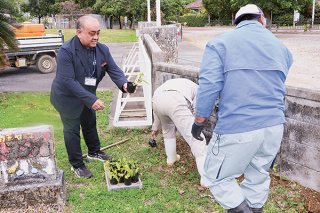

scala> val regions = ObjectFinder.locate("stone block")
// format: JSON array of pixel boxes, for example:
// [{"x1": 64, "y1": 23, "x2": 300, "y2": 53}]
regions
[
  {"x1": 281, "y1": 138, "x2": 320, "y2": 172},
  {"x1": 0, "y1": 125, "x2": 57, "y2": 186},
  {"x1": 140, "y1": 25, "x2": 178, "y2": 63},
  {"x1": 0, "y1": 170, "x2": 65, "y2": 209},
  {"x1": 0, "y1": 125, "x2": 65, "y2": 209},
  {"x1": 284, "y1": 118, "x2": 320, "y2": 149},
  {"x1": 138, "y1": 21, "x2": 157, "y2": 35},
  {"x1": 143, "y1": 34, "x2": 165, "y2": 64},
  {"x1": 285, "y1": 96, "x2": 320, "y2": 126}
]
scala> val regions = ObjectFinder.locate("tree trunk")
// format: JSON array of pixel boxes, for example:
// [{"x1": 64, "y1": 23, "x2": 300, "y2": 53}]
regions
[
  {"x1": 118, "y1": 15, "x2": 122, "y2": 29},
  {"x1": 38, "y1": 16, "x2": 41, "y2": 24},
  {"x1": 110, "y1": 16, "x2": 113, "y2": 29},
  {"x1": 105, "y1": 16, "x2": 110, "y2": 29},
  {"x1": 69, "y1": 17, "x2": 72, "y2": 29},
  {"x1": 53, "y1": 15, "x2": 57, "y2": 28},
  {"x1": 130, "y1": 16, "x2": 134, "y2": 29}
]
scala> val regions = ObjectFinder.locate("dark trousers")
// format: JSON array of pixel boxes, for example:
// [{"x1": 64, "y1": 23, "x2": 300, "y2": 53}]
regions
[{"x1": 60, "y1": 106, "x2": 101, "y2": 168}]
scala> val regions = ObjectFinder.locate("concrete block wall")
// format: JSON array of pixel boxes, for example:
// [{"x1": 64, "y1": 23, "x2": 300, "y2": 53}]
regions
[
  {"x1": 281, "y1": 86, "x2": 320, "y2": 191},
  {"x1": 143, "y1": 35, "x2": 320, "y2": 192}
]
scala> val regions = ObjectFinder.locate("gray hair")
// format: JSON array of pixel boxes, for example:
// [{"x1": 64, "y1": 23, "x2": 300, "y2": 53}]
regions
[{"x1": 76, "y1": 15, "x2": 98, "y2": 30}]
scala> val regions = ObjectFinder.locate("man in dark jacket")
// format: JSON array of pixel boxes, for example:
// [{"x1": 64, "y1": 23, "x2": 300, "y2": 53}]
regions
[{"x1": 51, "y1": 15, "x2": 131, "y2": 178}]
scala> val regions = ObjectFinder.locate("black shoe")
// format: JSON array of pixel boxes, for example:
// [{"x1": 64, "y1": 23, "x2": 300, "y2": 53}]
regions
[
  {"x1": 228, "y1": 200, "x2": 253, "y2": 213},
  {"x1": 71, "y1": 165, "x2": 92, "y2": 178},
  {"x1": 251, "y1": 208, "x2": 263, "y2": 213},
  {"x1": 88, "y1": 151, "x2": 112, "y2": 162}
]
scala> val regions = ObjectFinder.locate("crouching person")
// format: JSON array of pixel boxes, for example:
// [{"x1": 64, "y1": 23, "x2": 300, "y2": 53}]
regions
[{"x1": 151, "y1": 78, "x2": 208, "y2": 187}]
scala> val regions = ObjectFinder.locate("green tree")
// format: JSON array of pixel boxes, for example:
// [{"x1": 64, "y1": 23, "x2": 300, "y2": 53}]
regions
[
  {"x1": 161, "y1": 0, "x2": 186, "y2": 21},
  {"x1": 202, "y1": 0, "x2": 313, "y2": 24},
  {"x1": 75, "y1": 0, "x2": 95, "y2": 8},
  {"x1": 0, "y1": 0, "x2": 18, "y2": 66},
  {"x1": 125, "y1": 0, "x2": 145, "y2": 29},
  {"x1": 94, "y1": 0, "x2": 126, "y2": 29},
  {"x1": 203, "y1": 0, "x2": 234, "y2": 23},
  {"x1": 59, "y1": 0, "x2": 93, "y2": 28},
  {"x1": 230, "y1": 0, "x2": 313, "y2": 20},
  {"x1": 21, "y1": 0, "x2": 56, "y2": 24}
]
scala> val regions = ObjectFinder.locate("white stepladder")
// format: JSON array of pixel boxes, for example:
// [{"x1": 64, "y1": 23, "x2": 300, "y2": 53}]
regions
[{"x1": 113, "y1": 37, "x2": 152, "y2": 127}]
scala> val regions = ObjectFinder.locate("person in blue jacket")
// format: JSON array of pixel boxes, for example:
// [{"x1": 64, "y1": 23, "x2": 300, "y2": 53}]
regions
[
  {"x1": 191, "y1": 4, "x2": 293, "y2": 213},
  {"x1": 51, "y1": 15, "x2": 131, "y2": 178}
]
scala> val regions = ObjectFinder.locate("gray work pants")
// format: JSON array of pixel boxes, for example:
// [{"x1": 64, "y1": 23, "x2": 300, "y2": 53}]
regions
[{"x1": 204, "y1": 124, "x2": 284, "y2": 209}]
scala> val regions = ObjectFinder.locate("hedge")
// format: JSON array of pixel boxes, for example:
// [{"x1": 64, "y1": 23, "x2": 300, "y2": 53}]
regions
[{"x1": 179, "y1": 14, "x2": 208, "y2": 27}]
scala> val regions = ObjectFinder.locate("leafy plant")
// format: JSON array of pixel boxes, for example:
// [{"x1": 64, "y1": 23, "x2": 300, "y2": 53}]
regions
[
  {"x1": 124, "y1": 164, "x2": 133, "y2": 179},
  {"x1": 128, "y1": 160, "x2": 139, "y2": 177},
  {"x1": 132, "y1": 73, "x2": 149, "y2": 86},
  {"x1": 104, "y1": 158, "x2": 140, "y2": 183},
  {"x1": 108, "y1": 170, "x2": 120, "y2": 182}
]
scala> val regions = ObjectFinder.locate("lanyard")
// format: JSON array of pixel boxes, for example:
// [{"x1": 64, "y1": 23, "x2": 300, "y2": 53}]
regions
[{"x1": 89, "y1": 49, "x2": 96, "y2": 77}]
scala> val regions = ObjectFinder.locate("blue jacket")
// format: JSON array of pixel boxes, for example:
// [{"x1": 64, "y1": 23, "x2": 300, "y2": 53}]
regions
[
  {"x1": 51, "y1": 36, "x2": 127, "y2": 118},
  {"x1": 196, "y1": 20, "x2": 293, "y2": 134}
]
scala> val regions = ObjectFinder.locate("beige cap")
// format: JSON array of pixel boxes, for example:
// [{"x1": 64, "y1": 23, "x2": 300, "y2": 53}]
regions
[{"x1": 234, "y1": 4, "x2": 264, "y2": 25}]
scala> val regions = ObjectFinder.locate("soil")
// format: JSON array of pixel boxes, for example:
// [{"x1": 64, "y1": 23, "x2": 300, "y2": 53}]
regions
[{"x1": 171, "y1": 137, "x2": 320, "y2": 213}]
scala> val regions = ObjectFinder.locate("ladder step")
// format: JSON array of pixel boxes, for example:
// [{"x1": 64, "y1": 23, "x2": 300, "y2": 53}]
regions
[
  {"x1": 120, "y1": 97, "x2": 146, "y2": 102},
  {"x1": 123, "y1": 109, "x2": 146, "y2": 112},
  {"x1": 120, "y1": 111, "x2": 147, "y2": 118}
]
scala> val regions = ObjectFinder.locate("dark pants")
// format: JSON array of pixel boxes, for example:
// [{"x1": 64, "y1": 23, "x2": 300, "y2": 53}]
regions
[{"x1": 60, "y1": 106, "x2": 101, "y2": 168}]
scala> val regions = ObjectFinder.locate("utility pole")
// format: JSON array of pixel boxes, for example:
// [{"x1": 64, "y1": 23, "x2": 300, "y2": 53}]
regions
[
  {"x1": 147, "y1": 0, "x2": 151, "y2": 22},
  {"x1": 156, "y1": 0, "x2": 161, "y2": 27},
  {"x1": 312, "y1": 0, "x2": 316, "y2": 28}
]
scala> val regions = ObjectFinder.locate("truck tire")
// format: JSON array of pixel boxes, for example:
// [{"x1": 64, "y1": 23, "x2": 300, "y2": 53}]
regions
[{"x1": 36, "y1": 54, "x2": 56, "y2": 74}]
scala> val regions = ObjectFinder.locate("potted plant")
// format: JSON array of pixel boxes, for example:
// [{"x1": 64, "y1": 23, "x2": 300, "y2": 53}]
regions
[
  {"x1": 127, "y1": 73, "x2": 149, "y2": 93},
  {"x1": 132, "y1": 166, "x2": 140, "y2": 183},
  {"x1": 128, "y1": 160, "x2": 140, "y2": 183},
  {"x1": 108, "y1": 170, "x2": 120, "y2": 185},
  {"x1": 105, "y1": 161, "x2": 120, "y2": 185},
  {"x1": 117, "y1": 158, "x2": 127, "y2": 183},
  {"x1": 104, "y1": 158, "x2": 141, "y2": 186},
  {"x1": 123, "y1": 164, "x2": 133, "y2": 186}
]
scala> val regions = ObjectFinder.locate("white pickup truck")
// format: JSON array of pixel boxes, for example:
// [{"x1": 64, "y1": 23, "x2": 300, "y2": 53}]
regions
[{"x1": 4, "y1": 24, "x2": 64, "y2": 74}]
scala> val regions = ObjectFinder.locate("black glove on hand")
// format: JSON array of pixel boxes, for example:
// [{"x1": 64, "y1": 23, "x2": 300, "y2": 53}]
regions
[{"x1": 191, "y1": 122, "x2": 204, "y2": 141}]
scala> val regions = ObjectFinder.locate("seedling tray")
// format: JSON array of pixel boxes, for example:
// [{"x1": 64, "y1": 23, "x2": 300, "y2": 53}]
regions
[{"x1": 105, "y1": 171, "x2": 143, "y2": 191}]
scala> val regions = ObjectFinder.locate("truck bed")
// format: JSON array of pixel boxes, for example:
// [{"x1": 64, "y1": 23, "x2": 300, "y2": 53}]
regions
[{"x1": 5, "y1": 34, "x2": 64, "y2": 56}]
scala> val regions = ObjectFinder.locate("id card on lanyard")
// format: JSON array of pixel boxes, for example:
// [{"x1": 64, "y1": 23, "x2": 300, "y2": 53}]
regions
[
  {"x1": 85, "y1": 49, "x2": 97, "y2": 86},
  {"x1": 85, "y1": 77, "x2": 97, "y2": 86}
]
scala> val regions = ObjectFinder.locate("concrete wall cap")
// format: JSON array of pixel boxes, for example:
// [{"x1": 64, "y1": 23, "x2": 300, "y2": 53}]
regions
[{"x1": 286, "y1": 85, "x2": 320, "y2": 101}]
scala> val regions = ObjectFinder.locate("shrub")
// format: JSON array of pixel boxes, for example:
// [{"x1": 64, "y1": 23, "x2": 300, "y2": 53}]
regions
[{"x1": 179, "y1": 13, "x2": 208, "y2": 27}]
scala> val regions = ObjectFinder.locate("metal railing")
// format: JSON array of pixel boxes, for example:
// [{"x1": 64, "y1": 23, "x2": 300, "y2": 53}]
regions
[
  {"x1": 113, "y1": 37, "x2": 153, "y2": 127},
  {"x1": 271, "y1": 18, "x2": 320, "y2": 31}
]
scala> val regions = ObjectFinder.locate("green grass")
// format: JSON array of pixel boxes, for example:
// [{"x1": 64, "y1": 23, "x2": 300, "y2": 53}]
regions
[
  {"x1": 0, "y1": 92, "x2": 313, "y2": 213},
  {"x1": 46, "y1": 29, "x2": 137, "y2": 43},
  {"x1": 0, "y1": 91, "x2": 221, "y2": 212}
]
